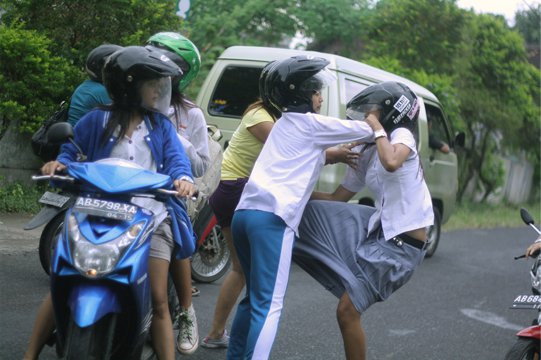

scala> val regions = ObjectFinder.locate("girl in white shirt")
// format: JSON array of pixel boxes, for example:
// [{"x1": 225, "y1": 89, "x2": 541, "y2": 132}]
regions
[
  {"x1": 294, "y1": 81, "x2": 434, "y2": 360},
  {"x1": 227, "y1": 56, "x2": 375, "y2": 360},
  {"x1": 146, "y1": 32, "x2": 209, "y2": 355}
]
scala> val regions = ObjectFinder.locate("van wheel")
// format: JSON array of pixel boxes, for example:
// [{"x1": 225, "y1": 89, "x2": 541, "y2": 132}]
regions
[{"x1": 425, "y1": 208, "x2": 441, "y2": 258}]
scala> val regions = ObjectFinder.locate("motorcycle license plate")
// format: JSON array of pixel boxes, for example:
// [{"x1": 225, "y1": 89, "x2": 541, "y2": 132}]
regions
[
  {"x1": 39, "y1": 191, "x2": 70, "y2": 207},
  {"x1": 511, "y1": 295, "x2": 541, "y2": 310},
  {"x1": 73, "y1": 197, "x2": 138, "y2": 221}
]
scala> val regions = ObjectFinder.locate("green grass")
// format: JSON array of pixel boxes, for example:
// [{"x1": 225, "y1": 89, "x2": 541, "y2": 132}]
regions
[
  {"x1": 0, "y1": 178, "x2": 45, "y2": 214},
  {"x1": 443, "y1": 201, "x2": 541, "y2": 231}
]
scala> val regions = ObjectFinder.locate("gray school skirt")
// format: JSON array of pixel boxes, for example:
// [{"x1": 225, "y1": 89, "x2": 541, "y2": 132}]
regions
[{"x1": 293, "y1": 200, "x2": 426, "y2": 313}]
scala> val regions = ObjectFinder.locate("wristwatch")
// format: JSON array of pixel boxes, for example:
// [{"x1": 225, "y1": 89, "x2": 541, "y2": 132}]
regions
[{"x1": 374, "y1": 129, "x2": 387, "y2": 140}]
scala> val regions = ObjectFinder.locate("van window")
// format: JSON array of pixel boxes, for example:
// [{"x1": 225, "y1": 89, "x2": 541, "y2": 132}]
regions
[
  {"x1": 209, "y1": 66, "x2": 263, "y2": 118},
  {"x1": 345, "y1": 79, "x2": 368, "y2": 102},
  {"x1": 425, "y1": 103, "x2": 452, "y2": 149}
]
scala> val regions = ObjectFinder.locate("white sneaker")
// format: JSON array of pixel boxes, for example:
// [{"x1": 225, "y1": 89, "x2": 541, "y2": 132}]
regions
[{"x1": 176, "y1": 304, "x2": 199, "y2": 355}]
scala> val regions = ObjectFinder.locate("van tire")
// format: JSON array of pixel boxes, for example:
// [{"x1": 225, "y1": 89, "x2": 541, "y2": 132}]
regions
[{"x1": 425, "y1": 207, "x2": 441, "y2": 258}]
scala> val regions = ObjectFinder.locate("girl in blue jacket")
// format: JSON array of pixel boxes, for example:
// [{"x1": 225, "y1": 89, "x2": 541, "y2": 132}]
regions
[{"x1": 24, "y1": 46, "x2": 195, "y2": 360}]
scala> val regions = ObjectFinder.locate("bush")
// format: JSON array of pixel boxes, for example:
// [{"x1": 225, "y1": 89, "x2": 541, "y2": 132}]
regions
[
  {"x1": 0, "y1": 23, "x2": 82, "y2": 134},
  {"x1": 0, "y1": 177, "x2": 44, "y2": 213}
]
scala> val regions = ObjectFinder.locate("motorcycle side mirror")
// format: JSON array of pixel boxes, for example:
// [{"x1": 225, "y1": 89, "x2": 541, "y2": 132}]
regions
[
  {"x1": 46, "y1": 122, "x2": 87, "y2": 162},
  {"x1": 520, "y1": 208, "x2": 534, "y2": 226},
  {"x1": 47, "y1": 122, "x2": 74, "y2": 145},
  {"x1": 520, "y1": 208, "x2": 541, "y2": 236}
]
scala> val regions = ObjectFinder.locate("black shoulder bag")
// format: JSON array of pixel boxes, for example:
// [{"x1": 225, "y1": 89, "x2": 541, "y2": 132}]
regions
[{"x1": 31, "y1": 100, "x2": 70, "y2": 162}]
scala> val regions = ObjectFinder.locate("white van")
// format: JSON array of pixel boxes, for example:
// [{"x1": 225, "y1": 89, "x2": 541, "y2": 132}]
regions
[{"x1": 195, "y1": 46, "x2": 464, "y2": 256}]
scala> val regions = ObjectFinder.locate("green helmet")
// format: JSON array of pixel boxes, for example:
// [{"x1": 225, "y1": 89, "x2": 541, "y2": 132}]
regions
[{"x1": 146, "y1": 32, "x2": 201, "y2": 92}]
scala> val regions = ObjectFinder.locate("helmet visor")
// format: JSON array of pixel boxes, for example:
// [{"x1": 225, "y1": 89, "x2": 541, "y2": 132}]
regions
[
  {"x1": 346, "y1": 103, "x2": 383, "y2": 120},
  {"x1": 138, "y1": 76, "x2": 172, "y2": 115},
  {"x1": 299, "y1": 68, "x2": 336, "y2": 93}
]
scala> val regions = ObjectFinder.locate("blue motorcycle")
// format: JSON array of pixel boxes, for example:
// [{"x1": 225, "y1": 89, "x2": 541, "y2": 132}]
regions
[{"x1": 34, "y1": 153, "x2": 185, "y2": 359}]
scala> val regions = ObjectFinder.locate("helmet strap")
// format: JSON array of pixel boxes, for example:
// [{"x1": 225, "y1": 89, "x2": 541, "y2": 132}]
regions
[{"x1": 284, "y1": 103, "x2": 313, "y2": 114}]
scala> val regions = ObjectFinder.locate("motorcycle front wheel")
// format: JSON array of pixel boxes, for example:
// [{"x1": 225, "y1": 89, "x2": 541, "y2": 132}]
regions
[
  {"x1": 504, "y1": 337, "x2": 540, "y2": 360},
  {"x1": 64, "y1": 314, "x2": 116, "y2": 360},
  {"x1": 191, "y1": 224, "x2": 231, "y2": 283},
  {"x1": 39, "y1": 213, "x2": 64, "y2": 275}
]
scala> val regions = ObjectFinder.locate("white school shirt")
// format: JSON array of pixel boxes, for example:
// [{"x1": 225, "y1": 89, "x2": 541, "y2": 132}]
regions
[
  {"x1": 236, "y1": 111, "x2": 374, "y2": 234},
  {"x1": 110, "y1": 121, "x2": 167, "y2": 224},
  {"x1": 341, "y1": 127, "x2": 434, "y2": 240},
  {"x1": 168, "y1": 103, "x2": 210, "y2": 178}
]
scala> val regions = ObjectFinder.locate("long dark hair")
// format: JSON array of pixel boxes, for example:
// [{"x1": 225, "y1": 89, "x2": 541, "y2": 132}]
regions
[
  {"x1": 99, "y1": 104, "x2": 156, "y2": 145},
  {"x1": 171, "y1": 90, "x2": 198, "y2": 129}
]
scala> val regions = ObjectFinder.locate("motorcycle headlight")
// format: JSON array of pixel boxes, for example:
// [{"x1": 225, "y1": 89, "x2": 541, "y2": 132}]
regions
[{"x1": 68, "y1": 215, "x2": 144, "y2": 277}]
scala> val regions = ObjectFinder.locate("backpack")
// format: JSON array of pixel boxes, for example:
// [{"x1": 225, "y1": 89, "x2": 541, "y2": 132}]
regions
[{"x1": 31, "y1": 100, "x2": 70, "y2": 162}]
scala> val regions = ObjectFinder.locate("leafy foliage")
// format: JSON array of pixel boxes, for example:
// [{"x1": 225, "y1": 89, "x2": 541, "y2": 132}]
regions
[
  {"x1": 455, "y1": 14, "x2": 540, "y2": 201},
  {"x1": 514, "y1": 4, "x2": 541, "y2": 44},
  {"x1": 296, "y1": 0, "x2": 370, "y2": 57},
  {"x1": 2, "y1": 0, "x2": 182, "y2": 68},
  {"x1": 363, "y1": 0, "x2": 466, "y2": 74},
  {"x1": 0, "y1": 23, "x2": 81, "y2": 133}
]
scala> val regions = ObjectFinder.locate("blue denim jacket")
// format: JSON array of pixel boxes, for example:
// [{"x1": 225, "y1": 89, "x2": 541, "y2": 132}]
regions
[{"x1": 57, "y1": 109, "x2": 196, "y2": 259}]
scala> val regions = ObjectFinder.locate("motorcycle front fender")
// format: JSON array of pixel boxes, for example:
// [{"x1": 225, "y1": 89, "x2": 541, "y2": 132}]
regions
[
  {"x1": 68, "y1": 283, "x2": 122, "y2": 328},
  {"x1": 24, "y1": 205, "x2": 64, "y2": 230},
  {"x1": 516, "y1": 325, "x2": 541, "y2": 340}
]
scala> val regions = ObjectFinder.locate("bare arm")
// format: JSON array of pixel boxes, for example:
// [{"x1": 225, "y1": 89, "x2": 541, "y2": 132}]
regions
[
  {"x1": 311, "y1": 185, "x2": 356, "y2": 202},
  {"x1": 247, "y1": 121, "x2": 274, "y2": 143},
  {"x1": 364, "y1": 114, "x2": 410, "y2": 172},
  {"x1": 324, "y1": 141, "x2": 362, "y2": 169}
]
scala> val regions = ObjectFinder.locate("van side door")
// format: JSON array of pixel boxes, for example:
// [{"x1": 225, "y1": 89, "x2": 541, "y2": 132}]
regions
[{"x1": 420, "y1": 101, "x2": 459, "y2": 223}]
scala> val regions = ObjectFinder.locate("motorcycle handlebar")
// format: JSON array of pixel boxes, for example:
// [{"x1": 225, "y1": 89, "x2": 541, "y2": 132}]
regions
[
  {"x1": 155, "y1": 188, "x2": 198, "y2": 202},
  {"x1": 515, "y1": 248, "x2": 540, "y2": 260},
  {"x1": 32, "y1": 175, "x2": 197, "y2": 201},
  {"x1": 32, "y1": 174, "x2": 75, "y2": 182}
]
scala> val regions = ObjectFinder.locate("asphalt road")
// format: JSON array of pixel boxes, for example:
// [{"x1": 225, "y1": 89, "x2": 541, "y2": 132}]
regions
[{"x1": 0, "y1": 217, "x2": 538, "y2": 359}]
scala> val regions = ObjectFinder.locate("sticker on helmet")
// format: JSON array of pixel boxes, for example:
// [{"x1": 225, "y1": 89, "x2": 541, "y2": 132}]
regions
[
  {"x1": 394, "y1": 95, "x2": 410, "y2": 112},
  {"x1": 393, "y1": 102, "x2": 413, "y2": 124},
  {"x1": 407, "y1": 99, "x2": 419, "y2": 119}
]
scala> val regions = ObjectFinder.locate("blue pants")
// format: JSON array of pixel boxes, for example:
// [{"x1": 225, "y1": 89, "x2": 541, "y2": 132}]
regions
[{"x1": 227, "y1": 209, "x2": 295, "y2": 360}]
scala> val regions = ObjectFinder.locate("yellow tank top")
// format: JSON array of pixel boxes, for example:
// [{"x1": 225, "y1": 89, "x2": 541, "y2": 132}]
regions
[{"x1": 221, "y1": 107, "x2": 275, "y2": 180}]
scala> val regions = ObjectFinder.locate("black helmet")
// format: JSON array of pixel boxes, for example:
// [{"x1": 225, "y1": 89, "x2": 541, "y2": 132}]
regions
[
  {"x1": 103, "y1": 46, "x2": 183, "y2": 114},
  {"x1": 85, "y1": 44, "x2": 123, "y2": 82},
  {"x1": 258, "y1": 61, "x2": 281, "y2": 116},
  {"x1": 346, "y1": 81, "x2": 420, "y2": 132},
  {"x1": 265, "y1": 55, "x2": 335, "y2": 113}
]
